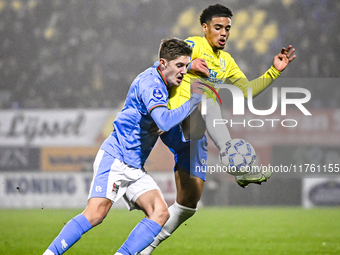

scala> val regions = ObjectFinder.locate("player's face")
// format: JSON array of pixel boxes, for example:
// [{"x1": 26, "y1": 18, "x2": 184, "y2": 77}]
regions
[
  {"x1": 203, "y1": 17, "x2": 231, "y2": 53},
  {"x1": 162, "y1": 56, "x2": 190, "y2": 87}
]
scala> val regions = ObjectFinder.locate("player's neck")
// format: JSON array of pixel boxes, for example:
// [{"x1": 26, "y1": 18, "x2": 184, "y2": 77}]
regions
[
  {"x1": 204, "y1": 37, "x2": 221, "y2": 56},
  {"x1": 156, "y1": 66, "x2": 170, "y2": 88}
]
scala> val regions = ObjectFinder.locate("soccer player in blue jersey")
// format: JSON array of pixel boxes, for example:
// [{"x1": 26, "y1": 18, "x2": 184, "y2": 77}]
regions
[
  {"x1": 42, "y1": 38, "x2": 204, "y2": 255},
  {"x1": 140, "y1": 4, "x2": 296, "y2": 254}
]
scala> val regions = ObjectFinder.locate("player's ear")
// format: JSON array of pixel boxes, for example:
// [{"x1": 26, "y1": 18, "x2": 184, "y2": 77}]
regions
[
  {"x1": 202, "y1": 23, "x2": 208, "y2": 32},
  {"x1": 159, "y1": 58, "x2": 167, "y2": 69}
]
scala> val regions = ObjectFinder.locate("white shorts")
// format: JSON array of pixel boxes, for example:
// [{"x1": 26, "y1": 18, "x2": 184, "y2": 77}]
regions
[{"x1": 88, "y1": 149, "x2": 161, "y2": 210}]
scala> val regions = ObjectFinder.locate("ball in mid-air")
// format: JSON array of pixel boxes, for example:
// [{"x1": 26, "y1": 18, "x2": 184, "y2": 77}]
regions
[{"x1": 219, "y1": 138, "x2": 257, "y2": 176}]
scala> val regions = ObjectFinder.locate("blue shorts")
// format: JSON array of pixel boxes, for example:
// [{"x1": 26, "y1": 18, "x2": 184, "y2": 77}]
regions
[{"x1": 160, "y1": 125, "x2": 207, "y2": 181}]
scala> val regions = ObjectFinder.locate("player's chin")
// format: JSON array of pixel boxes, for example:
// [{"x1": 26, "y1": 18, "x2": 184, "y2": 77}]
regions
[
  {"x1": 169, "y1": 81, "x2": 180, "y2": 87},
  {"x1": 217, "y1": 44, "x2": 225, "y2": 50},
  {"x1": 175, "y1": 78, "x2": 183, "y2": 85}
]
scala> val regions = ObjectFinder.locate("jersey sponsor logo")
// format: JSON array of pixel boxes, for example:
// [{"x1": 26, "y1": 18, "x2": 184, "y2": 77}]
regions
[
  {"x1": 207, "y1": 69, "x2": 224, "y2": 84},
  {"x1": 153, "y1": 88, "x2": 163, "y2": 100},
  {"x1": 209, "y1": 69, "x2": 217, "y2": 78}
]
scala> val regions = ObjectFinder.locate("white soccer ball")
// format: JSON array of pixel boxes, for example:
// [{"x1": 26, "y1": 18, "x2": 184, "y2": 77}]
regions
[{"x1": 219, "y1": 138, "x2": 257, "y2": 176}]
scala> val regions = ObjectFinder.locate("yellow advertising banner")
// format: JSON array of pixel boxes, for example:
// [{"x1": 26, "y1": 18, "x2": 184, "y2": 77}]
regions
[{"x1": 41, "y1": 147, "x2": 98, "y2": 172}]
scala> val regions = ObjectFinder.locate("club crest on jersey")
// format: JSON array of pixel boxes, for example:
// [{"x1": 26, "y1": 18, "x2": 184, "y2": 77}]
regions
[
  {"x1": 153, "y1": 88, "x2": 163, "y2": 100},
  {"x1": 112, "y1": 182, "x2": 120, "y2": 200},
  {"x1": 220, "y1": 58, "x2": 226, "y2": 70}
]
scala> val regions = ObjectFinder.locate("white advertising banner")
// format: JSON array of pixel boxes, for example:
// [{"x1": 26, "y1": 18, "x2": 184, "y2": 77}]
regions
[
  {"x1": 0, "y1": 172, "x2": 176, "y2": 208},
  {"x1": 0, "y1": 172, "x2": 93, "y2": 208},
  {"x1": 0, "y1": 109, "x2": 115, "y2": 147}
]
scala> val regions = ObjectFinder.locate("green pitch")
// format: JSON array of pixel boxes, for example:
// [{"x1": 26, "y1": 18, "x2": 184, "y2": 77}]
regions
[{"x1": 1, "y1": 207, "x2": 339, "y2": 254}]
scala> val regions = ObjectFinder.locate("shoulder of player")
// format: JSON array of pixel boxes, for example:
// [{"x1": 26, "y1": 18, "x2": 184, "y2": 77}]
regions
[
  {"x1": 138, "y1": 68, "x2": 168, "y2": 93},
  {"x1": 185, "y1": 36, "x2": 203, "y2": 41},
  {"x1": 185, "y1": 36, "x2": 205, "y2": 47}
]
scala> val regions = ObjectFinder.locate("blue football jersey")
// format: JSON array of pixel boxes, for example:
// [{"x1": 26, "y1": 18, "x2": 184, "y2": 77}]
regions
[{"x1": 101, "y1": 65, "x2": 172, "y2": 169}]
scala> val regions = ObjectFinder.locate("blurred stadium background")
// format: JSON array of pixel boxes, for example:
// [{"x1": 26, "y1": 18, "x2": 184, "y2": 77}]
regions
[{"x1": 0, "y1": 0, "x2": 340, "y2": 219}]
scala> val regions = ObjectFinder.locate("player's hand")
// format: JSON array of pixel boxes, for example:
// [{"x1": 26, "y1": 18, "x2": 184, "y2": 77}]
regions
[
  {"x1": 189, "y1": 58, "x2": 210, "y2": 77},
  {"x1": 191, "y1": 79, "x2": 205, "y2": 95},
  {"x1": 149, "y1": 122, "x2": 165, "y2": 136},
  {"x1": 273, "y1": 45, "x2": 296, "y2": 72}
]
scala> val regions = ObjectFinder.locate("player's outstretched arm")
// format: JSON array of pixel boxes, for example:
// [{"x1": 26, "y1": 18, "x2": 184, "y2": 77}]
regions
[
  {"x1": 242, "y1": 45, "x2": 297, "y2": 99},
  {"x1": 273, "y1": 45, "x2": 296, "y2": 72}
]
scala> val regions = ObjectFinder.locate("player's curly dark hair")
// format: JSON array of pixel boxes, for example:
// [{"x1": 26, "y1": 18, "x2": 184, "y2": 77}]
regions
[
  {"x1": 159, "y1": 38, "x2": 192, "y2": 61},
  {"x1": 199, "y1": 4, "x2": 233, "y2": 25}
]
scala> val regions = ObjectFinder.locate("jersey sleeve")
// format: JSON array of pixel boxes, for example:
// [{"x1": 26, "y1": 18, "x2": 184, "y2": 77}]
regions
[
  {"x1": 150, "y1": 93, "x2": 202, "y2": 132},
  {"x1": 139, "y1": 77, "x2": 168, "y2": 114},
  {"x1": 248, "y1": 66, "x2": 281, "y2": 98},
  {"x1": 185, "y1": 37, "x2": 202, "y2": 61},
  {"x1": 226, "y1": 55, "x2": 282, "y2": 99}
]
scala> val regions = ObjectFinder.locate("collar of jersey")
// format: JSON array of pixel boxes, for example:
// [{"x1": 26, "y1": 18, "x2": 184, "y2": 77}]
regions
[
  {"x1": 156, "y1": 66, "x2": 169, "y2": 88},
  {"x1": 202, "y1": 36, "x2": 221, "y2": 57}
]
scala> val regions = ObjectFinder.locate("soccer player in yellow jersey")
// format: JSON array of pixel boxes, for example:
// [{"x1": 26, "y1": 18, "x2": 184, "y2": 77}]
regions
[{"x1": 140, "y1": 4, "x2": 296, "y2": 254}]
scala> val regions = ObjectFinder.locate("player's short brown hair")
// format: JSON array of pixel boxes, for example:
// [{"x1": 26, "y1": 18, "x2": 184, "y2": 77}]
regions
[
  {"x1": 159, "y1": 38, "x2": 192, "y2": 62},
  {"x1": 199, "y1": 4, "x2": 233, "y2": 25}
]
